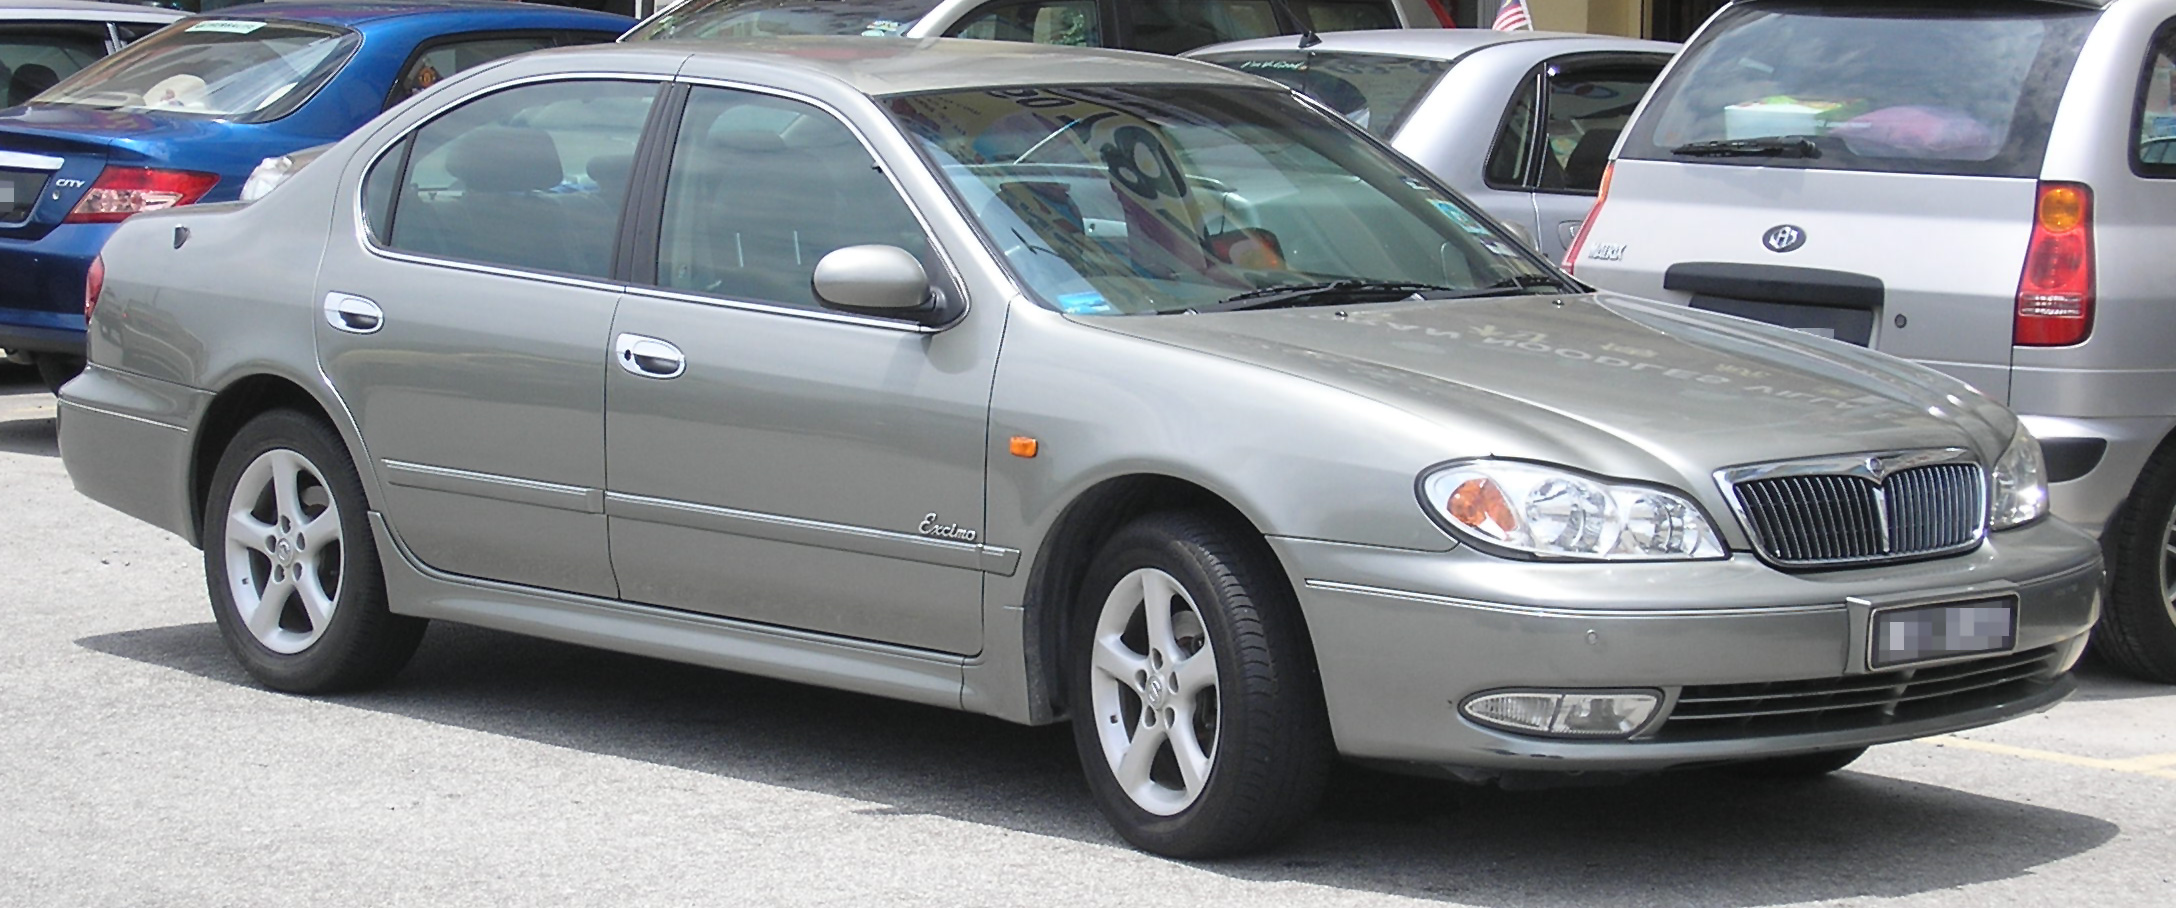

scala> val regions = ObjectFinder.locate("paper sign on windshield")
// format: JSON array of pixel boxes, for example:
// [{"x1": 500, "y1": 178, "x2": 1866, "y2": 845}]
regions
[{"x1": 186, "y1": 21, "x2": 267, "y2": 34}]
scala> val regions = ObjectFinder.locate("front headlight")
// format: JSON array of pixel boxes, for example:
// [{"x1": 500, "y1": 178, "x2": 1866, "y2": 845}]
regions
[
  {"x1": 1990, "y1": 429, "x2": 2048, "y2": 530},
  {"x1": 1419, "y1": 460, "x2": 1727, "y2": 561}
]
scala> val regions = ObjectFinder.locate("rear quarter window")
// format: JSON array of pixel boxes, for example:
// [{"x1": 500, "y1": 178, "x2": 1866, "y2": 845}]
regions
[{"x1": 1621, "y1": 0, "x2": 2098, "y2": 178}]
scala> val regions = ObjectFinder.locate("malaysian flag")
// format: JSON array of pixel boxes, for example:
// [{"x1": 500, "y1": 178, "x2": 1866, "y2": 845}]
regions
[{"x1": 1492, "y1": 0, "x2": 1532, "y2": 31}]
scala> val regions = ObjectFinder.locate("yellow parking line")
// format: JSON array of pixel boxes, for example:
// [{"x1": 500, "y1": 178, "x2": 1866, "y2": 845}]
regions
[{"x1": 1920, "y1": 735, "x2": 2176, "y2": 780}]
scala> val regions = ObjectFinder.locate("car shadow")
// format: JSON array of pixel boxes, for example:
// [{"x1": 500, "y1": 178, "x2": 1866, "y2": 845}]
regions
[{"x1": 79, "y1": 620, "x2": 2120, "y2": 905}]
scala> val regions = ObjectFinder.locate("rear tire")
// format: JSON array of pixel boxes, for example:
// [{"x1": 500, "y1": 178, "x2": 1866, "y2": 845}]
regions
[
  {"x1": 202, "y1": 409, "x2": 424, "y2": 692},
  {"x1": 34, "y1": 354, "x2": 82, "y2": 395},
  {"x1": 2098, "y1": 447, "x2": 2176, "y2": 683},
  {"x1": 1068, "y1": 511, "x2": 1332, "y2": 858},
  {"x1": 1722, "y1": 746, "x2": 1867, "y2": 779}
]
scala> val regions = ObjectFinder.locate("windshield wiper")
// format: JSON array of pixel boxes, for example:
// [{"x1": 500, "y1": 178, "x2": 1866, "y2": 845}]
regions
[
  {"x1": 1670, "y1": 136, "x2": 1822, "y2": 159},
  {"x1": 1206, "y1": 280, "x2": 1460, "y2": 312},
  {"x1": 1426, "y1": 273, "x2": 1575, "y2": 300}
]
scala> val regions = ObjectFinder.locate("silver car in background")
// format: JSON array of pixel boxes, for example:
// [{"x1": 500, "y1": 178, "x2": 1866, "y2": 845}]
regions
[
  {"x1": 1189, "y1": 27, "x2": 1675, "y2": 261},
  {"x1": 59, "y1": 38, "x2": 2098, "y2": 858},
  {"x1": 1572, "y1": 0, "x2": 2176, "y2": 682},
  {"x1": 623, "y1": 0, "x2": 1445, "y2": 55}
]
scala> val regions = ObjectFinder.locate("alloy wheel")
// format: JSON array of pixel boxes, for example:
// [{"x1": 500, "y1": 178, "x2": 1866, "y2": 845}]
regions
[
  {"x1": 222, "y1": 448, "x2": 344, "y2": 654},
  {"x1": 1087, "y1": 566, "x2": 1220, "y2": 816}
]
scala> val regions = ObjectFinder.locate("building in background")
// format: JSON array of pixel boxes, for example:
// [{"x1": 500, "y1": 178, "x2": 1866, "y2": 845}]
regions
[{"x1": 1458, "y1": 0, "x2": 1725, "y2": 40}]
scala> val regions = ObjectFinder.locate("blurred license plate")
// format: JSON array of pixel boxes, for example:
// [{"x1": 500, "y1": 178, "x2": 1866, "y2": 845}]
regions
[{"x1": 1872, "y1": 598, "x2": 2016, "y2": 669}]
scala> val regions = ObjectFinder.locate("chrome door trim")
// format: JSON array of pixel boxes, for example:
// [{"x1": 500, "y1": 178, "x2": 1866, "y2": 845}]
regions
[
  {"x1": 322, "y1": 292, "x2": 385, "y2": 334},
  {"x1": 606, "y1": 492, "x2": 1020, "y2": 575},
  {"x1": 612, "y1": 332, "x2": 685, "y2": 378},
  {"x1": 382, "y1": 460, "x2": 605, "y2": 513}
]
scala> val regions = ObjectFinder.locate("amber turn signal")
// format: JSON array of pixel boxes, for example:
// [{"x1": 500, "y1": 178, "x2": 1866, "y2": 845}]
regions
[{"x1": 1009, "y1": 436, "x2": 1039, "y2": 458}]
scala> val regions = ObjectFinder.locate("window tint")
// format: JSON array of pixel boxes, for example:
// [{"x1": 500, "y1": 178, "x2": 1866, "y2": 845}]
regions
[
  {"x1": 0, "y1": 22, "x2": 110, "y2": 107},
  {"x1": 386, "y1": 34, "x2": 560, "y2": 107},
  {"x1": 2136, "y1": 23, "x2": 2176, "y2": 176},
  {"x1": 948, "y1": 0, "x2": 1101, "y2": 46},
  {"x1": 654, "y1": 87, "x2": 931, "y2": 310},
  {"x1": 366, "y1": 80, "x2": 657, "y2": 279},
  {"x1": 625, "y1": 0, "x2": 943, "y2": 39},
  {"x1": 1536, "y1": 64, "x2": 1657, "y2": 193},
  {"x1": 1129, "y1": 0, "x2": 1280, "y2": 55},
  {"x1": 1202, "y1": 51, "x2": 1451, "y2": 137},
  {"x1": 1621, "y1": 1, "x2": 2096, "y2": 178}
]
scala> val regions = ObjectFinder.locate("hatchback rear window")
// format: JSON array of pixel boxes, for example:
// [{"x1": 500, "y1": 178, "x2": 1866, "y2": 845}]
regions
[
  {"x1": 36, "y1": 18, "x2": 358, "y2": 122},
  {"x1": 1621, "y1": 1, "x2": 2098, "y2": 178},
  {"x1": 1198, "y1": 51, "x2": 1449, "y2": 137}
]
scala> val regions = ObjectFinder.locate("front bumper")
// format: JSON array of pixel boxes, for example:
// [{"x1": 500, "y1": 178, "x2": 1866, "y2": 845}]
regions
[
  {"x1": 0, "y1": 222, "x2": 117, "y2": 355},
  {"x1": 1275, "y1": 518, "x2": 2102, "y2": 773}
]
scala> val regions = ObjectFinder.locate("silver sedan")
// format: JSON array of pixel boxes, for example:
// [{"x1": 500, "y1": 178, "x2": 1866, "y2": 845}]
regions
[
  {"x1": 59, "y1": 37, "x2": 2098, "y2": 858},
  {"x1": 1189, "y1": 28, "x2": 1677, "y2": 261}
]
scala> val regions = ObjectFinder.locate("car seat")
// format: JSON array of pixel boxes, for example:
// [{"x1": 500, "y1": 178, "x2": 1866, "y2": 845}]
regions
[{"x1": 8, "y1": 64, "x2": 59, "y2": 107}]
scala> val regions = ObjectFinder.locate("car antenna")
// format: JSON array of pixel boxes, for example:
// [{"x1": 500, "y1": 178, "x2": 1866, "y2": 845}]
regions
[{"x1": 1268, "y1": 0, "x2": 1322, "y2": 47}]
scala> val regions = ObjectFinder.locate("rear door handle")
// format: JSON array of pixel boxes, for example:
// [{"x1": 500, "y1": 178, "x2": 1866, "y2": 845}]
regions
[
  {"x1": 323, "y1": 293, "x2": 383, "y2": 334},
  {"x1": 613, "y1": 333, "x2": 685, "y2": 379}
]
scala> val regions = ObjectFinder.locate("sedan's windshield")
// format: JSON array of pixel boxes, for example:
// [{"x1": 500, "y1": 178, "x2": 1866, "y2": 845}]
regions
[
  {"x1": 36, "y1": 18, "x2": 357, "y2": 121},
  {"x1": 626, "y1": 0, "x2": 940, "y2": 40},
  {"x1": 889, "y1": 85, "x2": 1563, "y2": 316}
]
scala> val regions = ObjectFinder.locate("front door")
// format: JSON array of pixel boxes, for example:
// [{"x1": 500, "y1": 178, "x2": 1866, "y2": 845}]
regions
[
  {"x1": 316, "y1": 78, "x2": 661, "y2": 598},
  {"x1": 603, "y1": 85, "x2": 1000, "y2": 655}
]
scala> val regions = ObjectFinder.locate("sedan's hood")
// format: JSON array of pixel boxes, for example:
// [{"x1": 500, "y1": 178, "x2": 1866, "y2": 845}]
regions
[{"x1": 1083, "y1": 293, "x2": 2017, "y2": 486}]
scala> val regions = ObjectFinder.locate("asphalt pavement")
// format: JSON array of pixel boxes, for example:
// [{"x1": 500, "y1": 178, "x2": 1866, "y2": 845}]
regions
[{"x1": 2, "y1": 366, "x2": 2171, "y2": 907}]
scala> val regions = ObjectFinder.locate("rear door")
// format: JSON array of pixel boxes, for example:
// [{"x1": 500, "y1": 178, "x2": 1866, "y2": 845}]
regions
[
  {"x1": 1576, "y1": 1, "x2": 2102, "y2": 404},
  {"x1": 1480, "y1": 51, "x2": 1667, "y2": 261}
]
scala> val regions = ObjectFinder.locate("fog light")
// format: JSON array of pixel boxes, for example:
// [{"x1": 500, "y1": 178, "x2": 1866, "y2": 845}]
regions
[{"x1": 1462, "y1": 690, "x2": 1660, "y2": 738}]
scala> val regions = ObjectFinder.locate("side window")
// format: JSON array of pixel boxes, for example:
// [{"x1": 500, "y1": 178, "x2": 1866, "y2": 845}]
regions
[
  {"x1": 385, "y1": 34, "x2": 561, "y2": 108},
  {"x1": 653, "y1": 87, "x2": 933, "y2": 311},
  {"x1": 1130, "y1": 0, "x2": 1279, "y2": 55},
  {"x1": 1, "y1": 22, "x2": 109, "y2": 107},
  {"x1": 363, "y1": 80, "x2": 657, "y2": 279},
  {"x1": 1485, "y1": 77, "x2": 1540, "y2": 189},
  {"x1": 111, "y1": 23, "x2": 167, "y2": 44},
  {"x1": 2136, "y1": 24, "x2": 2176, "y2": 174},
  {"x1": 1536, "y1": 63, "x2": 1660, "y2": 193},
  {"x1": 947, "y1": 0, "x2": 1102, "y2": 47}
]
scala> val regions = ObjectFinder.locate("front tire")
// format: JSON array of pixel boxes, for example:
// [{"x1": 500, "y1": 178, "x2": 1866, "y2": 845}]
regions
[
  {"x1": 2099, "y1": 447, "x2": 2176, "y2": 683},
  {"x1": 202, "y1": 409, "x2": 423, "y2": 692},
  {"x1": 1068, "y1": 511, "x2": 1332, "y2": 858}
]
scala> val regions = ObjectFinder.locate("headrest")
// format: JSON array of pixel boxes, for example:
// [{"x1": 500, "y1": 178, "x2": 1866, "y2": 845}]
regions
[
  {"x1": 706, "y1": 130, "x2": 787, "y2": 153},
  {"x1": 587, "y1": 152, "x2": 635, "y2": 195},
  {"x1": 447, "y1": 126, "x2": 564, "y2": 194}
]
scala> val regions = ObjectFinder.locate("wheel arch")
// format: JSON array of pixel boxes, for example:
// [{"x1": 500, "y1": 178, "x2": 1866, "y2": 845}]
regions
[
  {"x1": 188, "y1": 372, "x2": 363, "y2": 548},
  {"x1": 1017, "y1": 472, "x2": 1312, "y2": 723}
]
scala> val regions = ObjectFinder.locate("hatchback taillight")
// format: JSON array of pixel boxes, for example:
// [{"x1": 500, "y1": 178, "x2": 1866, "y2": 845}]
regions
[
  {"x1": 2014, "y1": 181, "x2": 2093, "y2": 347},
  {"x1": 1561, "y1": 163, "x2": 1613, "y2": 274},
  {"x1": 85, "y1": 254, "x2": 105, "y2": 322},
  {"x1": 64, "y1": 166, "x2": 220, "y2": 224}
]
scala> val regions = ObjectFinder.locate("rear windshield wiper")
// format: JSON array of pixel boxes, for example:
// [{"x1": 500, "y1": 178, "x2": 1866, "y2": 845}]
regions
[
  {"x1": 1670, "y1": 136, "x2": 1822, "y2": 159},
  {"x1": 1206, "y1": 280, "x2": 1461, "y2": 312}
]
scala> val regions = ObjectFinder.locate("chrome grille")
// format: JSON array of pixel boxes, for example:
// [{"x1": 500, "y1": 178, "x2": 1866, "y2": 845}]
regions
[
  {"x1": 1655, "y1": 645, "x2": 2061, "y2": 742},
  {"x1": 1722, "y1": 451, "x2": 1986, "y2": 568}
]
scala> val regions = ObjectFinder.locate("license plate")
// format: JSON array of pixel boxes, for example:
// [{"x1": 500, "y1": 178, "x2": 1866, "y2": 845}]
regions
[
  {"x1": 0, "y1": 168, "x2": 42, "y2": 223},
  {"x1": 1871, "y1": 598, "x2": 2016, "y2": 669}
]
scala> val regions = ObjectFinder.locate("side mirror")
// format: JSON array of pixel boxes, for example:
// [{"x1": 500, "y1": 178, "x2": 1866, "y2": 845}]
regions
[{"x1": 812, "y1": 245, "x2": 957, "y2": 327}]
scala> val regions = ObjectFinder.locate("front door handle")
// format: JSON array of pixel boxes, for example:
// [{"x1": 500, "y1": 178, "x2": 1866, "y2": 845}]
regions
[
  {"x1": 323, "y1": 293, "x2": 383, "y2": 334},
  {"x1": 613, "y1": 333, "x2": 685, "y2": 379}
]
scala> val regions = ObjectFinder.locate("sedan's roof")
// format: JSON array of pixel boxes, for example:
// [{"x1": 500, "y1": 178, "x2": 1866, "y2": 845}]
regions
[
  {"x1": 662, "y1": 36, "x2": 1267, "y2": 96},
  {"x1": 1192, "y1": 28, "x2": 1675, "y2": 61},
  {"x1": 0, "y1": 0, "x2": 184, "y2": 18}
]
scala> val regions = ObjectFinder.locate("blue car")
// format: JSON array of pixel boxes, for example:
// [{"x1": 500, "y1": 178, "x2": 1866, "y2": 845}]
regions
[{"x1": 0, "y1": 0, "x2": 631, "y2": 391}]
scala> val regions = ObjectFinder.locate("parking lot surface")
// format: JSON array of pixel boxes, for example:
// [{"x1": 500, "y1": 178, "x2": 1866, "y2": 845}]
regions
[{"x1": 2, "y1": 368, "x2": 2171, "y2": 907}]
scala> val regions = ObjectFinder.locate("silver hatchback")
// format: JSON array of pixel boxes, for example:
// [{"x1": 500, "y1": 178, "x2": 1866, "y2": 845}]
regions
[
  {"x1": 1573, "y1": 0, "x2": 2176, "y2": 683},
  {"x1": 59, "y1": 38, "x2": 2099, "y2": 857}
]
